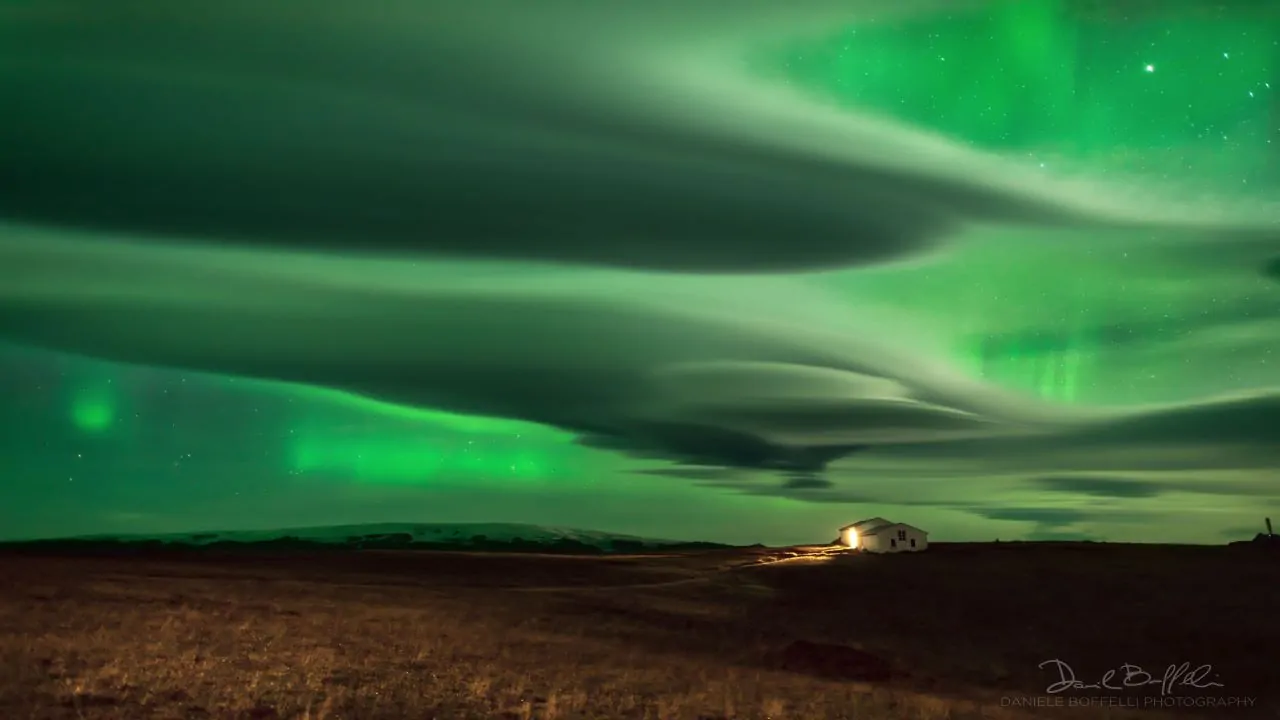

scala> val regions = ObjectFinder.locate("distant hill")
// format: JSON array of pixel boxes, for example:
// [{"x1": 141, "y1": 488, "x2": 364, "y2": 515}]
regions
[
  {"x1": 1228, "y1": 532, "x2": 1280, "y2": 550},
  {"x1": 0, "y1": 523, "x2": 732, "y2": 555}
]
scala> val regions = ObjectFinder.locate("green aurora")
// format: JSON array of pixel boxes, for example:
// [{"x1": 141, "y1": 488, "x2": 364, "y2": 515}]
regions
[{"x1": 0, "y1": 0, "x2": 1277, "y2": 545}]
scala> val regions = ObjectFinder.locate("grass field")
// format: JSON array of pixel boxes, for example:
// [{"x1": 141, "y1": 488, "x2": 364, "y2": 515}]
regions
[{"x1": 0, "y1": 542, "x2": 1274, "y2": 719}]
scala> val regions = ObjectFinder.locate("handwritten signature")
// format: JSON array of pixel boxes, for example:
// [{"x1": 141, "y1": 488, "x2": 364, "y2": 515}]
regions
[{"x1": 1040, "y1": 659, "x2": 1224, "y2": 696}]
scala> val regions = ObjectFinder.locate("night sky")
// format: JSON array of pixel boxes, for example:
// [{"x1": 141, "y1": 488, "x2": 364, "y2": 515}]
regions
[{"x1": 1, "y1": 0, "x2": 1278, "y2": 545}]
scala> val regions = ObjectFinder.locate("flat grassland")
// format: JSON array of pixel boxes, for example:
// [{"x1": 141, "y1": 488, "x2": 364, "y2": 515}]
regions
[{"x1": 0, "y1": 542, "x2": 1274, "y2": 720}]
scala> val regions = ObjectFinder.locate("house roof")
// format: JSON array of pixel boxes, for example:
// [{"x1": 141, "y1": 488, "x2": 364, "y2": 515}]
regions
[
  {"x1": 861, "y1": 523, "x2": 928, "y2": 537},
  {"x1": 839, "y1": 517, "x2": 891, "y2": 532}
]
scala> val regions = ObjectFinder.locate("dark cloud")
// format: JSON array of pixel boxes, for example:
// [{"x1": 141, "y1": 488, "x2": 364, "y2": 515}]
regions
[
  {"x1": 636, "y1": 466, "x2": 834, "y2": 492},
  {"x1": 969, "y1": 507, "x2": 1088, "y2": 528},
  {"x1": 1071, "y1": 394, "x2": 1280, "y2": 447},
  {"x1": 1264, "y1": 256, "x2": 1280, "y2": 283},
  {"x1": 1, "y1": 229, "x2": 1280, "y2": 480},
  {"x1": 780, "y1": 475, "x2": 834, "y2": 491},
  {"x1": 575, "y1": 423, "x2": 866, "y2": 473},
  {"x1": 1218, "y1": 524, "x2": 1272, "y2": 540},
  {"x1": 968, "y1": 507, "x2": 1139, "y2": 543},
  {"x1": 973, "y1": 294, "x2": 1280, "y2": 357},
  {"x1": 1033, "y1": 475, "x2": 1164, "y2": 499},
  {"x1": 1024, "y1": 530, "x2": 1102, "y2": 542},
  {"x1": 2, "y1": 1, "x2": 1276, "y2": 273},
  {"x1": 832, "y1": 393, "x2": 1280, "y2": 477},
  {"x1": 975, "y1": 507, "x2": 1095, "y2": 544},
  {"x1": 1031, "y1": 474, "x2": 1276, "y2": 501},
  {"x1": 632, "y1": 468, "x2": 743, "y2": 483},
  {"x1": 0, "y1": 1, "x2": 1278, "y2": 498},
  {"x1": 0, "y1": 232, "x2": 1057, "y2": 473}
]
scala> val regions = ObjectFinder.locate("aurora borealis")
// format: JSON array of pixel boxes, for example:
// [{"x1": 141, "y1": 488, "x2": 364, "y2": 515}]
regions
[{"x1": 1, "y1": 0, "x2": 1278, "y2": 545}]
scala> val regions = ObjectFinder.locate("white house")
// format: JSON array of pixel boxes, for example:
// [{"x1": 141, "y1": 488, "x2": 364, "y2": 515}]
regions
[{"x1": 837, "y1": 517, "x2": 928, "y2": 553}]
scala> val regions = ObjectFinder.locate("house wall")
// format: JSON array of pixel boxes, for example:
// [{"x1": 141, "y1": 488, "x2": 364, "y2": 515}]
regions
[{"x1": 862, "y1": 525, "x2": 928, "y2": 553}]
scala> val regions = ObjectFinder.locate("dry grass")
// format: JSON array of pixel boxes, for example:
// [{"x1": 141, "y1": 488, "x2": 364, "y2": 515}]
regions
[{"x1": 0, "y1": 542, "x2": 1274, "y2": 719}]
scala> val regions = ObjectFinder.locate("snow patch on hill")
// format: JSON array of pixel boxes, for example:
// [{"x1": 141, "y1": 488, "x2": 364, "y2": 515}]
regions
[{"x1": 66, "y1": 522, "x2": 718, "y2": 552}]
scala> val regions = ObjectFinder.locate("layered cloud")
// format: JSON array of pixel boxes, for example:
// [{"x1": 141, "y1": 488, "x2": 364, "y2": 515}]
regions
[
  {"x1": 1, "y1": 0, "x2": 1277, "y2": 273},
  {"x1": 0, "y1": 225, "x2": 1277, "y2": 485},
  {"x1": 0, "y1": 0, "x2": 1277, "y2": 541}
]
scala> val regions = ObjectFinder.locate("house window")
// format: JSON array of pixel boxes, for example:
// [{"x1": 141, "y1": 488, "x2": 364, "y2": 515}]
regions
[
  {"x1": 897, "y1": 529, "x2": 906, "y2": 541},
  {"x1": 910, "y1": 539, "x2": 916, "y2": 548},
  {"x1": 890, "y1": 539, "x2": 897, "y2": 549}
]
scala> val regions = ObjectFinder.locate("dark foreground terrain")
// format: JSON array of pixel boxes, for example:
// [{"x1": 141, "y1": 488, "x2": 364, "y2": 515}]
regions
[{"x1": 0, "y1": 542, "x2": 1275, "y2": 719}]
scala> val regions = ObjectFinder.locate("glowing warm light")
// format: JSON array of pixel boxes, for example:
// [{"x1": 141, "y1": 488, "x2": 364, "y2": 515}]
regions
[{"x1": 843, "y1": 528, "x2": 859, "y2": 548}]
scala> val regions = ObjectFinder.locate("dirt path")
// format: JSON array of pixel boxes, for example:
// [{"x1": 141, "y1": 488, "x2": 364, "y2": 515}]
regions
[{"x1": 509, "y1": 546, "x2": 847, "y2": 592}]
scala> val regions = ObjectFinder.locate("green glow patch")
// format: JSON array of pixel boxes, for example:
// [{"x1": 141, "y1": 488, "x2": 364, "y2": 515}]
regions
[
  {"x1": 253, "y1": 378, "x2": 572, "y2": 440},
  {"x1": 755, "y1": 2, "x2": 1275, "y2": 187},
  {"x1": 70, "y1": 391, "x2": 115, "y2": 433},
  {"x1": 289, "y1": 435, "x2": 556, "y2": 484}
]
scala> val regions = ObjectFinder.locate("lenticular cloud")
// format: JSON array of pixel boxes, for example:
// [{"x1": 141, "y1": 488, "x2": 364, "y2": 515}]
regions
[
  {"x1": 1, "y1": 0, "x2": 1276, "y2": 273},
  {"x1": 1, "y1": 0, "x2": 1279, "y2": 481},
  {"x1": 2, "y1": 226, "x2": 1278, "y2": 479}
]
